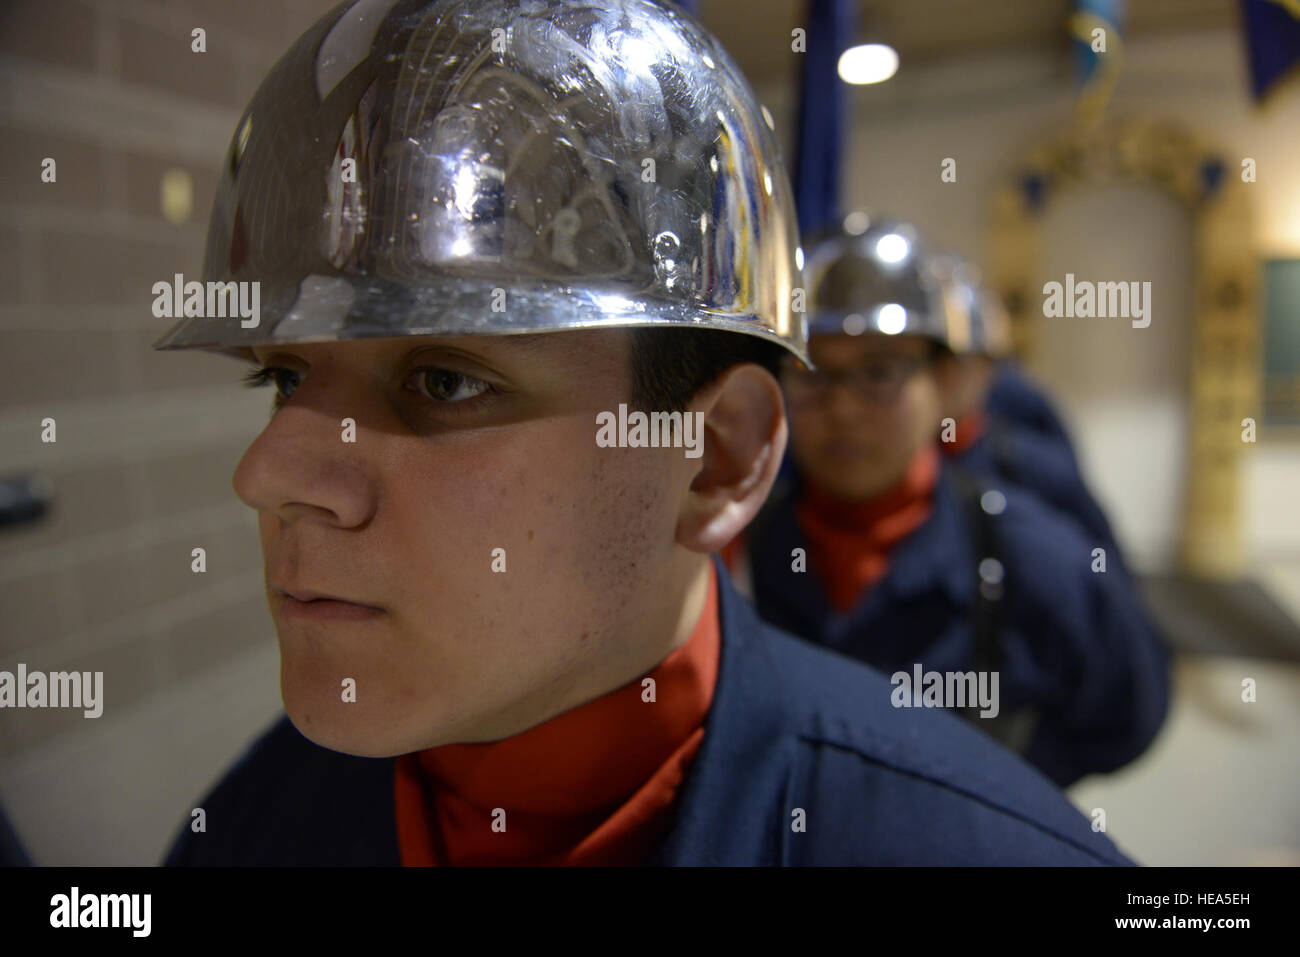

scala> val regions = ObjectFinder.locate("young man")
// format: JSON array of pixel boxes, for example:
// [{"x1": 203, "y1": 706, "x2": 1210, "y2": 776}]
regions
[
  {"x1": 154, "y1": 0, "x2": 1130, "y2": 865},
  {"x1": 732, "y1": 215, "x2": 1169, "y2": 787}
]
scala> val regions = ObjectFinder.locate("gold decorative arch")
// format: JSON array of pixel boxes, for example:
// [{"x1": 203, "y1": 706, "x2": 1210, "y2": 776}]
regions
[{"x1": 989, "y1": 116, "x2": 1258, "y2": 577}]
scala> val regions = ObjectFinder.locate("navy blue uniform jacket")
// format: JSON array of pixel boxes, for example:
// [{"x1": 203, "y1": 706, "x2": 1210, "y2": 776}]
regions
[
  {"x1": 746, "y1": 466, "x2": 1169, "y2": 788},
  {"x1": 985, "y1": 363, "x2": 1077, "y2": 459},
  {"x1": 964, "y1": 362, "x2": 1129, "y2": 573},
  {"x1": 953, "y1": 422, "x2": 1125, "y2": 571},
  {"x1": 164, "y1": 558, "x2": 1131, "y2": 866}
]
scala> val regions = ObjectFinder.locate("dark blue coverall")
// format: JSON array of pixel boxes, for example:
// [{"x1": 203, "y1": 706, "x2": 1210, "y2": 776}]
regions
[
  {"x1": 965, "y1": 361, "x2": 1127, "y2": 572},
  {"x1": 0, "y1": 800, "x2": 30, "y2": 866},
  {"x1": 745, "y1": 463, "x2": 1170, "y2": 788},
  {"x1": 164, "y1": 557, "x2": 1132, "y2": 866},
  {"x1": 953, "y1": 423, "x2": 1126, "y2": 573},
  {"x1": 985, "y1": 362, "x2": 1077, "y2": 458}
]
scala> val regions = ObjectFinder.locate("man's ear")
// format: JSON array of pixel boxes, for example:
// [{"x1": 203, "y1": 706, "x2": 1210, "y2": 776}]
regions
[{"x1": 675, "y1": 363, "x2": 787, "y2": 553}]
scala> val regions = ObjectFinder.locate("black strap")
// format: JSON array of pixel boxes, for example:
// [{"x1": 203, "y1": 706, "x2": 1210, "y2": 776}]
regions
[
  {"x1": 948, "y1": 466, "x2": 1003, "y2": 678},
  {"x1": 988, "y1": 422, "x2": 1020, "y2": 488},
  {"x1": 948, "y1": 465, "x2": 1039, "y2": 754}
]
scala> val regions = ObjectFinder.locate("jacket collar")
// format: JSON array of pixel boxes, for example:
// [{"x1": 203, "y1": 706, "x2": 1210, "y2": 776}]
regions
[
  {"x1": 751, "y1": 464, "x2": 976, "y2": 636},
  {"x1": 643, "y1": 554, "x2": 797, "y2": 865}
]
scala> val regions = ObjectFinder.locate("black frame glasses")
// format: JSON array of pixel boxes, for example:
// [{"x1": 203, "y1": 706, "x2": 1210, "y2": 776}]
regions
[{"x1": 781, "y1": 354, "x2": 932, "y2": 405}]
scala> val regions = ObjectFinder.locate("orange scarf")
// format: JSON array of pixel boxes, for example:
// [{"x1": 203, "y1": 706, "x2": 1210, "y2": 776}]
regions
[
  {"x1": 796, "y1": 444, "x2": 939, "y2": 613},
  {"x1": 942, "y1": 411, "x2": 988, "y2": 457},
  {"x1": 393, "y1": 561, "x2": 720, "y2": 866}
]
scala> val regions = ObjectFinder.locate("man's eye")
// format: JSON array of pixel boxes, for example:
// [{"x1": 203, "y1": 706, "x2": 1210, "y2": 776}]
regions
[
  {"x1": 240, "y1": 366, "x2": 300, "y2": 404},
  {"x1": 410, "y1": 368, "x2": 491, "y2": 403}
]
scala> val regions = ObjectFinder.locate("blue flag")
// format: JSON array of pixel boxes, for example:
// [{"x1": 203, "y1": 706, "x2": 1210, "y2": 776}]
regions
[
  {"x1": 1241, "y1": 0, "x2": 1300, "y2": 100},
  {"x1": 1072, "y1": 0, "x2": 1126, "y2": 88},
  {"x1": 793, "y1": 0, "x2": 857, "y2": 237}
]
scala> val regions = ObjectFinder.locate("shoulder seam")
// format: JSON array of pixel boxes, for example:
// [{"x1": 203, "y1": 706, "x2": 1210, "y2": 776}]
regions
[{"x1": 796, "y1": 731, "x2": 1124, "y2": 865}]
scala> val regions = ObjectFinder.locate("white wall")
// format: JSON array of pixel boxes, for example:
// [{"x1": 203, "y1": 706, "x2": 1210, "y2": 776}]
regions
[{"x1": 1031, "y1": 183, "x2": 1196, "y2": 570}]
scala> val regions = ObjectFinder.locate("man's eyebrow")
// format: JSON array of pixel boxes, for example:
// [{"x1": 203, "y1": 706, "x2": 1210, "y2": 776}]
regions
[
  {"x1": 465, "y1": 332, "x2": 564, "y2": 357},
  {"x1": 421, "y1": 330, "x2": 594, "y2": 368},
  {"x1": 249, "y1": 350, "x2": 304, "y2": 367}
]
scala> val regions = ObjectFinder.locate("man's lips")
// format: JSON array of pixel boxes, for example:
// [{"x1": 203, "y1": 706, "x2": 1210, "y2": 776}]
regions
[
  {"x1": 272, "y1": 585, "x2": 385, "y2": 621},
  {"x1": 276, "y1": 586, "x2": 381, "y2": 607}
]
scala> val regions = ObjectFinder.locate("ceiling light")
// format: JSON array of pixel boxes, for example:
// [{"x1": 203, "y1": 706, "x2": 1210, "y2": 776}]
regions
[{"x1": 838, "y1": 43, "x2": 899, "y2": 85}]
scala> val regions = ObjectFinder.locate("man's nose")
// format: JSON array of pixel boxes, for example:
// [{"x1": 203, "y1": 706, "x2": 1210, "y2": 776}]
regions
[
  {"x1": 231, "y1": 397, "x2": 378, "y2": 529},
  {"x1": 822, "y1": 376, "x2": 869, "y2": 423}
]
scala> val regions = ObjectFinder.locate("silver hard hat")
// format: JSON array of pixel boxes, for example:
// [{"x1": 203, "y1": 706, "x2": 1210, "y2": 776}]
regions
[
  {"x1": 929, "y1": 253, "x2": 1012, "y2": 355},
  {"x1": 151, "y1": 0, "x2": 809, "y2": 366},
  {"x1": 802, "y1": 212, "x2": 951, "y2": 347},
  {"x1": 972, "y1": 286, "x2": 1013, "y2": 358}
]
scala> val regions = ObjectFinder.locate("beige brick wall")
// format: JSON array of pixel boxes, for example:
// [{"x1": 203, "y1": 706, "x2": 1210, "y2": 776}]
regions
[{"x1": 0, "y1": 0, "x2": 341, "y2": 864}]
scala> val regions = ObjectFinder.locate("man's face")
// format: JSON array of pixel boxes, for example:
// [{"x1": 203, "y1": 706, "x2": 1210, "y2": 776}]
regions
[
  {"x1": 232, "y1": 330, "x2": 697, "y2": 757},
  {"x1": 784, "y1": 333, "x2": 943, "y2": 500}
]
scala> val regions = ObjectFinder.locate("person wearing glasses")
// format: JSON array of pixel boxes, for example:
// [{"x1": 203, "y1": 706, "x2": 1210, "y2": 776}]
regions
[{"x1": 725, "y1": 215, "x2": 1169, "y2": 788}]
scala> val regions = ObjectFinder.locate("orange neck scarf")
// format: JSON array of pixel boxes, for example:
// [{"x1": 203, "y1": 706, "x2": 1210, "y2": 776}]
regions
[
  {"x1": 796, "y1": 444, "x2": 940, "y2": 613},
  {"x1": 943, "y1": 411, "x2": 988, "y2": 457},
  {"x1": 393, "y1": 561, "x2": 720, "y2": 866}
]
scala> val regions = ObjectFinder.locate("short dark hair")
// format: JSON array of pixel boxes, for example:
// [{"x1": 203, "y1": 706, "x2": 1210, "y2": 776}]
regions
[
  {"x1": 627, "y1": 326, "x2": 791, "y2": 412},
  {"x1": 928, "y1": 339, "x2": 953, "y2": 362}
]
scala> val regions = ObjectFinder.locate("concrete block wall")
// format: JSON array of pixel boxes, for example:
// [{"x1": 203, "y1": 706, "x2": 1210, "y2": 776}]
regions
[{"x1": 0, "y1": 0, "x2": 340, "y2": 865}]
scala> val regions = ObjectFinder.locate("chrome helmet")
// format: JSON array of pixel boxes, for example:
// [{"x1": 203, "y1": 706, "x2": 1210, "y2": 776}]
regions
[
  {"x1": 802, "y1": 212, "x2": 951, "y2": 347},
  {"x1": 151, "y1": 0, "x2": 808, "y2": 365}
]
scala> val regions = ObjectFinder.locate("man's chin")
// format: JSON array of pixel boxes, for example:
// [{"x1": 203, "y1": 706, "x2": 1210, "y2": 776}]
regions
[
  {"x1": 279, "y1": 673, "x2": 423, "y2": 757},
  {"x1": 282, "y1": 707, "x2": 425, "y2": 758},
  {"x1": 807, "y1": 467, "x2": 891, "y2": 502}
]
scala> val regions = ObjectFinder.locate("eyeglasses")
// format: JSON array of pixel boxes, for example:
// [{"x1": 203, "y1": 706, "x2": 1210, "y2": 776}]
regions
[{"x1": 781, "y1": 355, "x2": 931, "y2": 406}]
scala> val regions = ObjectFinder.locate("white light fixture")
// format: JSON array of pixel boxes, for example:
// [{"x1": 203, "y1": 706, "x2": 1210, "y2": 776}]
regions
[
  {"x1": 837, "y1": 43, "x2": 899, "y2": 85},
  {"x1": 876, "y1": 303, "x2": 906, "y2": 334},
  {"x1": 843, "y1": 211, "x2": 871, "y2": 235},
  {"x1": 875, "y1": 232, "x2": 910, "y2": 264}
]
